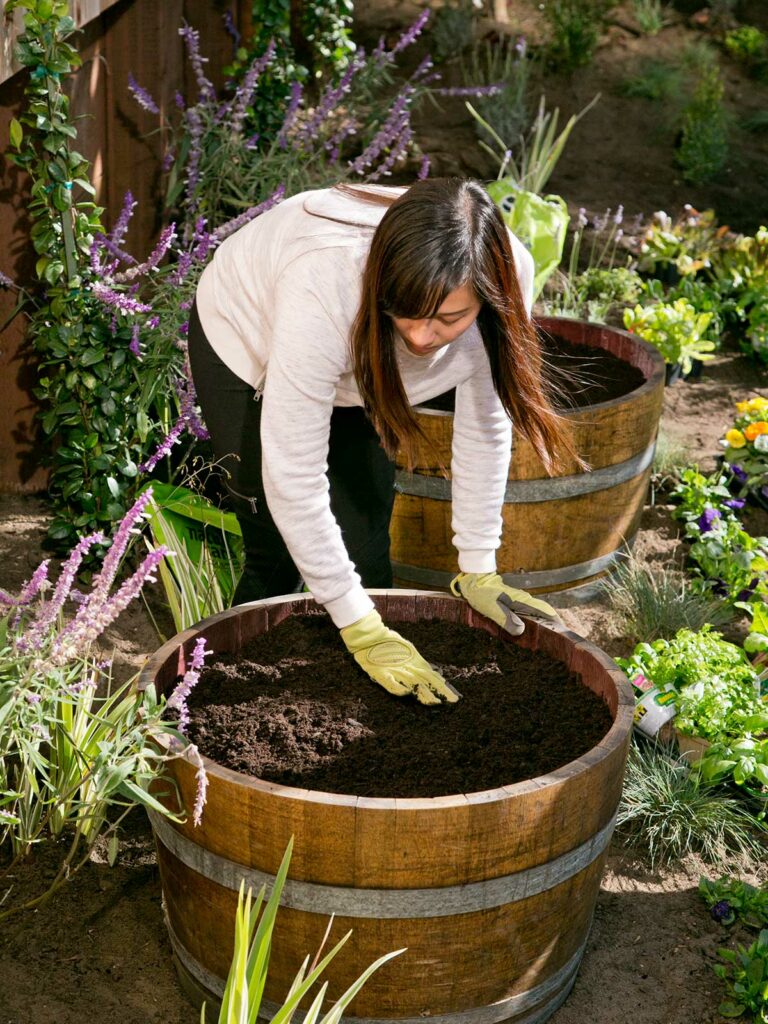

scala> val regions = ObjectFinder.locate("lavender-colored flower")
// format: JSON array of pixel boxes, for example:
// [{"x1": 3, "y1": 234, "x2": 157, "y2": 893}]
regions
[
  {"x1": 613, "y1": 204, "x2": 624, "y2": 226},
  {"x1": 724, "y1": 498, "x2": 746, "y2": 511},
  {"x1": 179, "y1": 23, "x2": 215, "y2": 101},
  {"x1": 184, "y1": 106, "x2": 205, "y2": 196},
  {"x1": 277, "y1": 81, "x2": 304, "y2": 149},
  {"x1": 433, "y1": 83, "x2": 504, "y2": 97},
  {"x1": 711, "y1": 900, "x2": 736, "y2": 925},
  {"x1": 515, "y1": 35, "x2": 527, "y2": 58},
  {"x1": 1, "y1": 559, "x2": 49, "y2": 608},
  {"x1": 222, "y1": 8, "x2": 241, "y2": 52},
  {"x1": 391, "y1": 8, "x2": 431, "y2": 55},
  {"x1": 349, "y1": 86, "x2": 413, "y2": 175},
  {"x1": 110, "y1": 191, "x2": 137, "y2": 246},
  {"x1": 86, "y1": 491, "x2": 154, "y2": 612},
  {"x1": 93, "y1": 233, "x2": 137, "y2": 268},
  {"x1": 129, "y1": 323, "x2": 142, "y2": 358},
  {"x1": 20, "y1": 535, "x2": 105, "y2": 652},
  {"x1": 127, "y1": 73, "x2": 160, "y2": 115},
  {"x1": 168, "y1": 637, "x2": 209, "y2": 731},
  {"x1": 0, "y1": 270, "x2": 15, "y2": 288},
  {"x1": 188, "y1": 744, "x2": 208, "y2": 826},
  {"x1": 230, "y1": 40, "x2": 276, "y2": 132},
  {"x1": 729, "y1": 463, "x2": 748, "y2": 483},
  {"x1": 25, "y1": 691, "x2": 43, "y2": 705},
  {"x1": 162, "y1": 148, "x2": 176, "y2": 173},
  {"x1": 91, "y1": 282, "x2": 153, "y2": 316},
  {"x1": 697, "y1": 507, "x2": 721, "y2": 533},
  {"x1": 176, "y1": 366, "x2": 210, "y2": 441},
  {"x1": 576, "y1": 207, "x2": 588, "y2": 229},
  {"x1": 115, "y1": 224, "x2": 177, "y2": 283},
  {"x1": 51, "y1": 547, "x2": 168, "y2": 664},
  {"x1": 294, "y1": 58, "x2": 363, "y2": 148},
  {"x1": 417, "y1": 154, "x2": 430, "y2": 180},
  {"x1": 175, "y1": 91, "x2": 186, "y2": 111},
  {"x1": 213, "y1": 184, "x2": 286, "y2": 242},
  {"x1": 370, "y1": 124, "x2": 413, "y2": 181},
  {"x1": 138, "y1": 419, "x2": 185, "y2": 474}
]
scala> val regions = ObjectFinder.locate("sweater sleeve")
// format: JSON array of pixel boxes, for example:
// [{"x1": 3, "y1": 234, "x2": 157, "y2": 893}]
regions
[
  {"x1": 451, "y1": 237, "x2": 535, "y2": 572},
  {"x1": 259, "y1": 251, "x2": 374, "y2": 629}
]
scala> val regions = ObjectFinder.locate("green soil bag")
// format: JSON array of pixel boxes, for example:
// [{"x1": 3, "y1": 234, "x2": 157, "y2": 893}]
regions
[
  {"x1": 486, "y1": 181, "x2": 569, "y2": 300},
  {"x1": 140, "y1": 481, "x2": 243, "y2": 601}
]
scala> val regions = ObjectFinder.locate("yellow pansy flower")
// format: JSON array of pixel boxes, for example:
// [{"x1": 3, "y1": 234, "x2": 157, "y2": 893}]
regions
[
  {"x1": 748, "y1": 397, "x2": 768, "y2": 412},
  {"x1": 725, "y1": 428, "x2": 747, "y2": 448},
  {"x1": 737, "y1": 400, "x2": 750, "y2": 414},
  {"x1": 744, "y1": 421, "x2": 768, "y2": 441}
]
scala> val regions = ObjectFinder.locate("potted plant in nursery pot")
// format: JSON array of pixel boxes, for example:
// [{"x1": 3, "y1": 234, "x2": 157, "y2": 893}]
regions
[
  {"x1": 720, "y1": 396, "x2": 768, "y2": 510},
  {"x1": 623, "y1": 298, "x2": 717, "y2": 384},
  {"x1": 617, "y1": 625, "x2": 766, "y2": 762}
]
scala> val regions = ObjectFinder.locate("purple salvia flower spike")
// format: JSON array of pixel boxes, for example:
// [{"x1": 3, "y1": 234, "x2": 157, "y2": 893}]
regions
[
  {"x1": 114, "y1": 224, "x2": 177, "y2": 283},
  {"x1": 129, "y1": 323, "x2": 142, "y2": 357},
  {"x1": 138, "y1": 419, "x2": 185, "y2": 474},
  {"x1": 230, "y1": 39, "x2": 276, "y2": 133},
  {"x1": 110, "y1": 192, "x2": 137, "y2": 246},
  {"x1": 417, "y1": 154, "x2": 430, "y2": 180},
  {"x1": 179, "y1": 23, "x2": 215, "y2": 101},
  {"x1": 277, "y1": 81, "x2": 304, "y2": 149},
  {"x1": 127, "y1": 72, "x2": 160, "y2": 115},
  {"x1": 391, "y1": 8, "x2": 431, "y2": 55},
  {"x1": 213, "y1": 184, "x2": 286, "y2": 242},
  {"x1": 168, "y1": 637, "x2": 209, "y2": 731},
  {"x1": 84, "y1": 491, "x2": 155, "y2": 612},
  {"x1": 0, "y1": 270, "x2": 15, "y2": 288}
]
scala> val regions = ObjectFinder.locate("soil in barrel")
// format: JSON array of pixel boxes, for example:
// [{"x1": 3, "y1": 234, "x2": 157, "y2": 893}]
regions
[
  {"x1": 185, "y1": 614, "x2": 613, "y2": 798},
  {"x1": 422, "y1": 333, "x2": 646, "y2": 413}
]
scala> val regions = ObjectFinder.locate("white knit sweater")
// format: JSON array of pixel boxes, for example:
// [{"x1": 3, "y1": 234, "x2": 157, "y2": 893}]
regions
[{"x1": 196, "y1": 187, "x2": 535, "y2": 627}]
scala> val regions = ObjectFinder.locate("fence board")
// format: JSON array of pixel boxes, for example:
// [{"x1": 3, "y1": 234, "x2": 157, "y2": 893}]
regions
[{"x1": 0, "y1": 0, "x2": 240, "y2": 492}]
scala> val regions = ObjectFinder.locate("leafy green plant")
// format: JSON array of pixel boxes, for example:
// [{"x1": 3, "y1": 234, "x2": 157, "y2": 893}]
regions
[
  {"x1": 202, "y1": 839, "x2": 403, "y2": 1024},
  {"x1": 5, "y1": 0, "x2": 158, "y2": 550},
  {"x1": 695, "y1": 733, "x2": 768, "y2": 804},
  {"x1": 675, "y1": 64, "x2": 729, "y2": 184},
  {"x1": 638, "y1": 207, "x2": 728, "y2": 278},
  {"x1": 0, "y1": 491, "x2": 204, "y2": 917},
  {"x1": 715, "y1": 929, "x2": 768, "y2": 1021},
  {"x1": 461, "y1": 36, "x2": 530, "y2": 147},
  {"x1": 471, "y1": 92, "x2": 600, "y2": 196},
  {"x1": 700, "y1": 875, "x2": 768, "y2": 928},
  {"x1": 602, "y1": 559, "x2": 726, "y2": 642},
  {"x1": 616, "y1": 739, "x2": 765, "y2": 867},
  {"x1": 430, "y1": 0, "x2": 478, "y2": 62},
  {"x1": 724, "y1": 24, "x2": 768, "y2": 81},
  {"x1": 651, "y1": 428, "x2": 692, "y2": 495},
  {"x1": 623, "y1": 299, "x2": 716, "y2": 373},
  {"x1": 538, "y1": 0, "x2": 620, "y2": 71},
  {"x1": 619, "y1": 59, "x2": 682, "y2": 100},
  {"x1": 632, "y1": 0, "x2": 666, "y2": 35}
]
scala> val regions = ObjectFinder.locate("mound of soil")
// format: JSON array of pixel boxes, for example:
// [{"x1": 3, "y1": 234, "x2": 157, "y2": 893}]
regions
[
  {"x1": 422, "y1": 332, "x2": 647, "y2": 414},
  {"x1": 185, "y1": 614, "x2": 613, "y2": 798}
]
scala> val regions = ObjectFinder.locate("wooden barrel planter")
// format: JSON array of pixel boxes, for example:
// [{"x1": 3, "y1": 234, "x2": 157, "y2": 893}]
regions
[
  {"x1": 390, "y1": 317, "x2": 666, "y2": 603},
  {"x1": 141, "y1": 590, "x2": 634, "y2": 1024}
]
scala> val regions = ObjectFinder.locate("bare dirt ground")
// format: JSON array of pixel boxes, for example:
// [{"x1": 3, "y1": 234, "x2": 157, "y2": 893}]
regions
[{"x1": 2, "y1": 1, "x2": 768, "y2": 1022}]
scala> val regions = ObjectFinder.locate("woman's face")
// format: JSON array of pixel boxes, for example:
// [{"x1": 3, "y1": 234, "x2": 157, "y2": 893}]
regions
[{"x1": 391, "y1": 282, "x2": 482, "y2": 357}]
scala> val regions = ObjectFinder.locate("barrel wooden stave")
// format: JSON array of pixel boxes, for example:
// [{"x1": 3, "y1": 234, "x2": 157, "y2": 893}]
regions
[
  {"x1": 156, "y1": 842, "x2": 607, "y2": 1017},
  {"x1": 144, "y1": 593, "x2": 634, "y2": 1023}
]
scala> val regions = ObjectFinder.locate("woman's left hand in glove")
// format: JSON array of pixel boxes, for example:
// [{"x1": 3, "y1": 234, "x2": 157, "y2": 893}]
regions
[{"x1": 450, "y1": 572, "x2": 562, "y2": 636}]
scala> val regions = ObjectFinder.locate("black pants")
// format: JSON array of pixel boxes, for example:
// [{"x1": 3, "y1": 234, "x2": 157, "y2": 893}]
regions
[{"x1": 187, "y1": 302, "x2": 396, "y2": 605}]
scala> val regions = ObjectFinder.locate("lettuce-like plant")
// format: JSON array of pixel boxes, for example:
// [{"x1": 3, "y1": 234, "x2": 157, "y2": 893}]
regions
[{"x1": 623, "y1": 298, "x2": 717, "y2": 373}]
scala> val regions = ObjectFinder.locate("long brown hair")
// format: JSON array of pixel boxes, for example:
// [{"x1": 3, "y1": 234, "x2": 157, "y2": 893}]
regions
[{"x1": 337, "y1": 179, "x2": 581, "y2": 473}]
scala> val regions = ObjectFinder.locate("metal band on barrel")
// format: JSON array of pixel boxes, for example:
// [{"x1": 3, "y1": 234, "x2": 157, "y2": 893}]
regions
[
  {"x1": 149, "y1": 810, "x2": 616, "y2": 918},
  {"x1": 394, "y1": 440, "x2": 655, "y2": 504}
]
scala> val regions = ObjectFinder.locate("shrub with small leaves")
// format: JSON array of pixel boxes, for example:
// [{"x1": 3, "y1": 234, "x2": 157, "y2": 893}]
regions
[{"x1": 675, "y1": 64, "x2": 729, "y2": 184}]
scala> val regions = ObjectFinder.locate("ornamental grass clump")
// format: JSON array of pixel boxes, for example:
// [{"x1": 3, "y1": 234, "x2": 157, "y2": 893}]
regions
[
  {"x1": 616, "y1": 740, "x2": 765, "y2": 868},
  {"x1": 0, "y1": 491, "x2": 209, "y2": 918}
]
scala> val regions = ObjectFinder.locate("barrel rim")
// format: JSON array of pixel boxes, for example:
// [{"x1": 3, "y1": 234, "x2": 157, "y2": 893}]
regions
[
  {"x1": 140, "y1": 590, "x2": 634, "y2": 811},
  {"x1": 414, "y1": 318, "x2": 665, "y2": 422}
]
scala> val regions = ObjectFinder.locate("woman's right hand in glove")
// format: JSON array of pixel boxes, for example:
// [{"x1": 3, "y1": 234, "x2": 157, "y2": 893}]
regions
[{"x1": 340, "y1": 610, "x2": 461, "y2": 706}]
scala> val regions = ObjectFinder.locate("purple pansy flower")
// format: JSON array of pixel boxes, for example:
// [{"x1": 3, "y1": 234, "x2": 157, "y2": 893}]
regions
[{"x1": 697, "y1": 507, "x2": 721, "y2": 533}]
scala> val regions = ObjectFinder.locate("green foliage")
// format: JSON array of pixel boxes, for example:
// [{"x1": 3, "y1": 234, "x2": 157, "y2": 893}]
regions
[
  {"x1": 696, "y1": 733, "x2": 768, "y2": 802},
  {"x1": 602, "y1": 559, "x2": 726, "y2": 643},
  {"x1": 202, "y1": 840, "x2": 404, "y2": 1024},
  {"x1": 223, "y1": 0, "x2": 355, "y2": 143},
  {"x1": 651, "y1": 428, "x2": 692, "y2": 493},
  {"x1": 619, "y1": 59, "x2": 682, "y2": 100},
  {"x1": 538, "y1": 0, "x2": 620, "y2": 71},
  {"x1": 720, "y1": 397, "x2": 768, "y2": 501},
  {"x1": 715, "y1": 929, "x2": 768, "y2": 1021},
  {"x1": 724, "y1": 24, "x2": 768, "y2": 81},
  {"x1": 623, "y1": 298, "x2": 716, "y2": 372},
  {"x1": 638, "y1": 207, "x2": 726, "y2": 277},
  {"x1": 700, "y1": 875, "x2": 768, "y2": 929},
  {"x1": 430, "y1": 0, "x2": 477, "y2": 62},
  {"x1": 616, "y1": 739, "x2": 765, "y2": 868},
  {"x1": 642, "y1": 275, "x2": 733, "y2": 347},
  {"x1": 461, "y1": 36, "x2": 530, "y2": 147},
  {"x1": 0, "y1": 499, "x2": 192, "y2": 918},
  {"x1": 675, "y1": 64, "x2": 729, "y2": 184},
  {"x1": 632, "y1": 0, "x2": 666, "y2": 35},
  {"x1": 6, "y1": 0, "x2": 157, "y2": 550}
]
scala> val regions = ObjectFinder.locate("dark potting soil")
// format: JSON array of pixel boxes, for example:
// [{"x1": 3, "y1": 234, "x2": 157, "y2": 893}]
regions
[
  {"x1": 185, "y1": 614, "x2": 613, "y2": 798},
  {"x1": 421, "y1": 333, "x2": 646, "y2": 413}
]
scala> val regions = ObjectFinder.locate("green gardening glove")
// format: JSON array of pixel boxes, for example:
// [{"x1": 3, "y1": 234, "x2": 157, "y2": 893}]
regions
[
  {"x1": 450, "y1": 572, "x2": 562, "y2": 636},
  {"x1": 340, "y1": 610, "x2": 461, "y2": 705}
]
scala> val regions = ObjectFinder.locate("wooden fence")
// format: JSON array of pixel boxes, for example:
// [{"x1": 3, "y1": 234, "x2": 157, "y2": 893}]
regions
[{"x1": 0, "y1": 0, "x2": 242, "y2": 491}]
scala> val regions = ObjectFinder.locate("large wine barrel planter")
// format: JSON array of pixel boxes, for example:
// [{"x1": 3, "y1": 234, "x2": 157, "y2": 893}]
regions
[
  {"x1": 390, "y1": 317, "x2": 666, "y2": 603},
  {"x1": 141, "y1": 591, "x2": 634, "y2": 1024}
]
